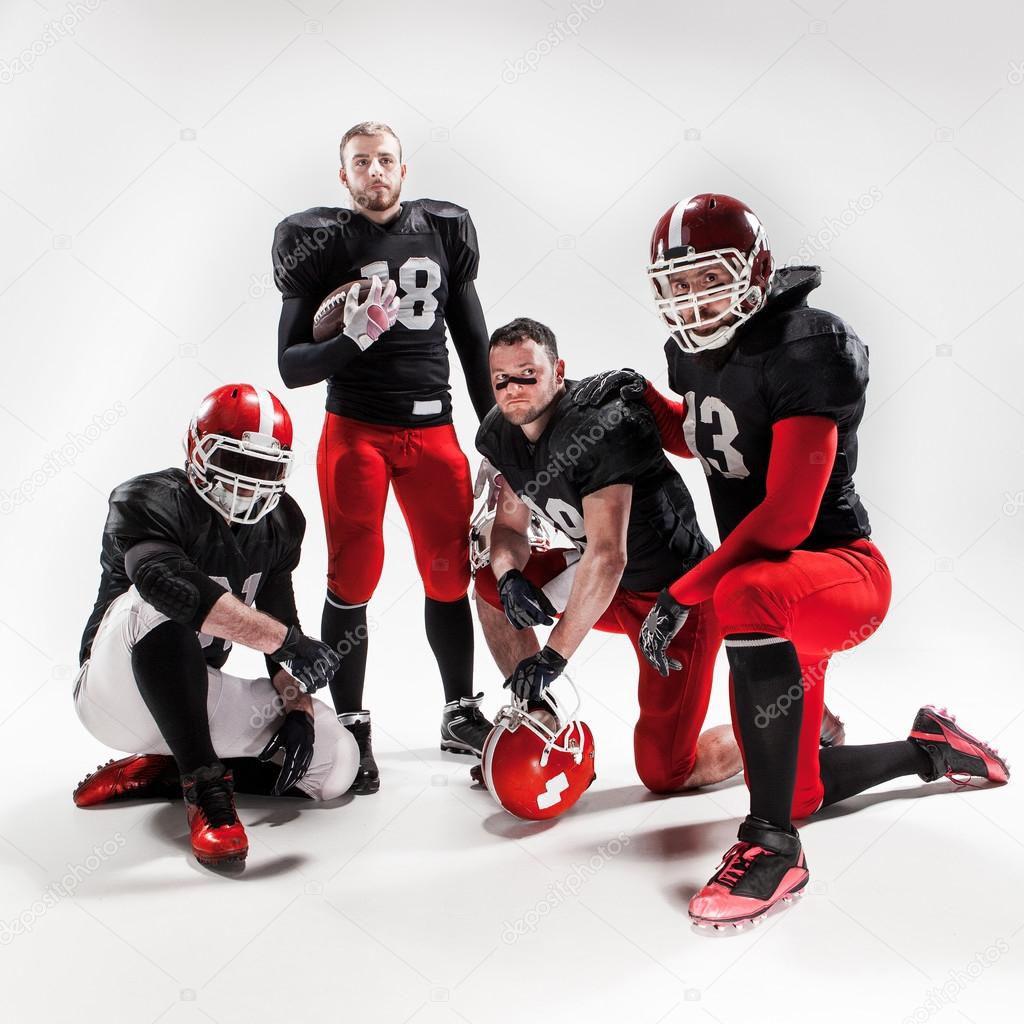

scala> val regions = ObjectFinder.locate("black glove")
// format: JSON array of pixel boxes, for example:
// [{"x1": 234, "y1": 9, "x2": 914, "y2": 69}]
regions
[
  {"x1": 572, "y1": 368, "x2": 647, "y2": 407},
  {"x1": 498, "y1": 569, "x2": 556, "y2": 630},
  {"x1": 504, "y1": 646, "x2": 567, "y2": 702},
  {"x1": 270, "y1": 626, "x2": 340, "y2": 694},
  {"x1": 639, "y1": 589, "x2": 690, "y2": 677},
  {"x1": 258, "y1": 709, "x2": 315, "y2": 796}
]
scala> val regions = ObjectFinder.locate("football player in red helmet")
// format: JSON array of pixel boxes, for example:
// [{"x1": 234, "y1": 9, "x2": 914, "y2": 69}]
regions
[
  {"x1": 273, "y1": 121, "x2": 497, "y2": 794},
  {"x1": 473, "y1": 318, "x2": 743, "y2": 806},
  {"x1": 73, "y1": 384, "x2": 359, "y2": 869},
  {"x1": 581, "y1": 193, "x2": 1009, "y2": 928}
]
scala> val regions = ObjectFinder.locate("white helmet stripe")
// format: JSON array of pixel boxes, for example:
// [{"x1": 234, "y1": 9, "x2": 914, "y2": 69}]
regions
[
  {"x1": 667, "y1": 194, "x2": 697, "y2": 250},
  {"x1": 254, "y1": 386, "x2": 275, "y2": 436}
]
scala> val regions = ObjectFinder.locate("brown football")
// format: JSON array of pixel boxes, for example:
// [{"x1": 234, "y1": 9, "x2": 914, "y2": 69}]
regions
[{"x1": 312, "y1": 279, "x2": 371, "y2": 342}]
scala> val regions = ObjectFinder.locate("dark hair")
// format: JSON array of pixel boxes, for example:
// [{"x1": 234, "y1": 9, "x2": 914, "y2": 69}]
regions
[
  {"x1": 339, "y1": 121, "x2": 402, "y2": 165},
  {"x1": 488, "y1": 317, "x2": 559, "y2": 364}
]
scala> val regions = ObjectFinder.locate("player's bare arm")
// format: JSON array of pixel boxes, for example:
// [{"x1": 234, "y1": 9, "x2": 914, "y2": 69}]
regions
[
  {"x1": 547, "y1": 483, "x2": 631, "y2": 660},
  {"x1": 488, "y1": 479, "x2": 533, "y2": 580}
]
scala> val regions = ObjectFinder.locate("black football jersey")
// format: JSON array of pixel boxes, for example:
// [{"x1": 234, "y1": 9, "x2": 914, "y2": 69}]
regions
[
  {"x1": 665, "y1": 266, "x2": 871, "y2": 547},
  {"x1": 273, "y1": 199, "x2": 479, "y2": 427},
  {"x1": 80, "y1": 468, "x2": 305, "y2": 667},
  {"x1": 475, "y1": 382, "x2": 711, "y2": 593}
]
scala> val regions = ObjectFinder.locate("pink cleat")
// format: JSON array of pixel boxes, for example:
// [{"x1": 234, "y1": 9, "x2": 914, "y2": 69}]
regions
[
  {"x1": 689, "y1": 817, "x2": 809, "y2": 930},
  {"x1": 909, "y1": 706, "x2": 1009, "y2": 786}
]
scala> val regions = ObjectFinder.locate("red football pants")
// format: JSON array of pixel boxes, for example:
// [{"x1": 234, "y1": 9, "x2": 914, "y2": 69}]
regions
[
  {"x1": 713, "y1": 538, "x2": 892, "y2": 818},
  {"x1": 316, "y1": 414, "x2": 473, "y2": 604},
  {"x1": 474, "y1": 549, "x2": 721, "y2": 792}
]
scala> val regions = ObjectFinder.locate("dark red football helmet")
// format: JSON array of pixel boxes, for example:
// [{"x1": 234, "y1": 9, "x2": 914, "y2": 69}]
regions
[
  {"x1": 481, "y1": 681, "x2": 595, "y2": 821},
  {"x1": 184, "y1": 384, "x2": 293, "y2": 524},
  {"x1": 648, "y1": 193, "x2": 774, "y2": 352}
]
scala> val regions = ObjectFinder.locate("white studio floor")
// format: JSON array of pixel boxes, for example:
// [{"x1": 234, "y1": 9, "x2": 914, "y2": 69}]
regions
[{"x1": 2, "y1": 609, "x2": 1021, "y2": 1024}]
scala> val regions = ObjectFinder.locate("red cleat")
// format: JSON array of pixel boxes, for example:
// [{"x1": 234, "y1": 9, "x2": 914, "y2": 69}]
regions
[
  {"x1": 181, "y1": 764, "x2": 248, "y2": 867},
  {"x1": 909, "y1": 706, "x2": 1010, "y2": 786},
  {"x1": 73, "y1": 754, "x2": 179, "y2": 808},
  {"x1": 820, "y1": 704, "x2": 846, "y2": 748},
  {"x1": 689, "y1": 817, "x2": 809, "y2": 930}
]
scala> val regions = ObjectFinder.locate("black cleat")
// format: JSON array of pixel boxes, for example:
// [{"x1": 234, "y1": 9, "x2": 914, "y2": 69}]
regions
[
  {"x1": 909, "y1": 705, "x2": 1009, "y2": 785},
  {"x1": 820, "y1": 703, "x2": 846, "y2": 748},
  {"x1": 441, "y1": 693, "x2": 492, "y2": 757},
  {"x1": 340, "y1": 711, "x2": 380, "y2": 794}
]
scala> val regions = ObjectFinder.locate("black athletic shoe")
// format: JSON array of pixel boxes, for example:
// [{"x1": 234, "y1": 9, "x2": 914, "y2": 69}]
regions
[
  {"x1": 820, "y1": 703, "x2": 846, "y2": 748},
  {"x1": 340, "y1": 711, "x2": 380, "y2": 794},
  {"x1": 690, "y1": 816, "x2": 809, "y2": 929},
  {"x1": 440, "y1": 693, "x2": 492, "y2": 757},
  {"x1": 909, "y1": 705, "x2": 1010, "y2": 785}
]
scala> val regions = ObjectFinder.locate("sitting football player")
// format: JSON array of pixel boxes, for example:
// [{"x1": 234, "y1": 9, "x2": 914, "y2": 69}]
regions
[
  {"x1": 472, "y1": 317, "x2": 741, "y2": 799},
  {"x1": 73, "y1": 384, "x2": 359, "y2": 868},
  {"x1": 581, "y1": 193, "x2": 1010, "y2": 928}
]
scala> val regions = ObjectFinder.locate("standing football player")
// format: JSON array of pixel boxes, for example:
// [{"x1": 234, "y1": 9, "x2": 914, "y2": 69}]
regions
[
  {"x1": 473, "y1": 318, "x2": 741, "y2": 796},
  {"x1": 582, "y1": 194, "x2": 1009, "y2": 927},
  {"x1": 73, "y1": 384, "x2": 359, "y2": 868},
  {"x1": 272, "y1": 122, "x2": 495, "y2": 794}
]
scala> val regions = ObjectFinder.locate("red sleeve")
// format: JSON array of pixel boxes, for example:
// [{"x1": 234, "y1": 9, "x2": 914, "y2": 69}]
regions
[
  {"x1": 643, "y1": 382, "x2": 693, "y2": 458},
  {"x1": 668, "y1": 416, "x2": 838, "y2": 606}
]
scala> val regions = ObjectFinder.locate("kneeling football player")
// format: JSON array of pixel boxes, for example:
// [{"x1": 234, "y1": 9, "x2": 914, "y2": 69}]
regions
[
  {"x1": 584, "y1": 193, "x2": 1010, "y2": 927},
  {"x1": 73, "y1": 384, "x2": 359, "y2": 868},
  {"x1": 472, "y1": 318, "x2": 740, "y2": 796}
]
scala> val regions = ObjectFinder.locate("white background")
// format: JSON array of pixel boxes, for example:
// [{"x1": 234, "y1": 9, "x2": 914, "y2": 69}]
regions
[{"x1": 1, "y1": 0, "x2": 1023, "y2": 1021}]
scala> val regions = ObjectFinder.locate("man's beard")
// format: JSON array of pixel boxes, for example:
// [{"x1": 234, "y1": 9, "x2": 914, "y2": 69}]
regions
[
  {"x1": 354, "y1": 182, "x2": 400, "y2": 211},
  {"x1": 503, "y1": 390, "x2": 559, "y2": 426}
]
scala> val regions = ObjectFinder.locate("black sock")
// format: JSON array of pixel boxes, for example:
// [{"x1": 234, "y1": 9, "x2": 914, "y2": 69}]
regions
[
  {"x1": 425, "y1": 595, "x2": 474, "y2": 703},
  {"x1": 131, "y1": 620, "x2": 217, "y2": 774},
  {"x1": 819, "y1": 741, "x2": 933, "y2": 807},
  {"x1": 727, "y1": 633, "x2": 804, "y2": 831},
  {"x1": 322, "y1": 592, "x2": 369, "y2": 714},
  {"x1": 221, "y1": 757, "x2": 312, "y2": 799}
]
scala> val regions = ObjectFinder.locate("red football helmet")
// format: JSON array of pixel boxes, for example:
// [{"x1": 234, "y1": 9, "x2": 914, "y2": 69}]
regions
[
  {"x1": 648, "y1": 193, "x2": 774, "y2": 353},
  {"x1": 184, "y1": 384, "x2": 294, "y2": 525},
  {"x1": 481, "y1": 680, "x2": 595, "y2": 821}
]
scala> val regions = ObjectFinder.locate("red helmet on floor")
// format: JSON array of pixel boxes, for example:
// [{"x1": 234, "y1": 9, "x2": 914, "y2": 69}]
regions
[
  {"x1": 184, "y1": 384, "x2": 294, "y2": 525},
  {"x1": 481, "y1": 680, "x2": 595, "y2": 821},
  {"x1": 648, "y1": 193, "x2": 774, "y2": 353}
]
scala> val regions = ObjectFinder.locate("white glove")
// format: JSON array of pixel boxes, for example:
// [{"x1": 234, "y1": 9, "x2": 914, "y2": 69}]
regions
[
  {"x1": 343, "y1": 275, "x2": 400, "y2": 351},
  {"x1": 473, "y1": 458, "x2": 504, "y2": 511}
]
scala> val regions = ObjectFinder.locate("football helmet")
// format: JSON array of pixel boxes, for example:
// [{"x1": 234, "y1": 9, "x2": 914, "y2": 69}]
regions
[
  {"x1": 481, "y1": 677, "x2": 595, "y2": 821},
  {"x1": 185, "y1": 384, "x2": 294, "y2": 525},
  {"x1": 648, "y1": 193, "x2": 774, "y2": 353},
  {"x1": 469, "y1": 502, "x2": 569, "y2": 576}
]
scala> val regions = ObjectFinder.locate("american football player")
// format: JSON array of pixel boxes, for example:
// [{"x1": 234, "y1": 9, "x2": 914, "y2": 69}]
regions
[
  {"x1": 73, "y1": 384, "x2": 359, "y2": 868},
  {"x1": 473, "y1": 318, "x2": 742, "y2": 795},
  {"x1": 582, "y1": 193, "x2": 1009, "y2": 928},
  {"x1": 272, "y1": 121, "x2": 494, "y2": 794}
]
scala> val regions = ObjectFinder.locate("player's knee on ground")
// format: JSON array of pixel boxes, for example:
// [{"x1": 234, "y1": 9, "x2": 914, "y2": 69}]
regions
[
  {"x1": 634, "y1": 736, "x2": 697, "y2": 795},
  {"x1": 297, "y1": 704, "x2": 360, "y2": 800},
  {"x1": 713, "y1": 563, "x2": 790, "y2": 637}
]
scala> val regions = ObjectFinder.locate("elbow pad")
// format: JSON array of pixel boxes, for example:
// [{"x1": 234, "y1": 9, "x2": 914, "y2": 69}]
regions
[{"x1": 126, "y1": 542, "x2": 229, "y2": 631}]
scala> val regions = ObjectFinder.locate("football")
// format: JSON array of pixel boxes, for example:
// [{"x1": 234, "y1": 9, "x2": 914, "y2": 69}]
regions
[{"x1": 312, "y1": 279, "x2": 372, "y2": 342}]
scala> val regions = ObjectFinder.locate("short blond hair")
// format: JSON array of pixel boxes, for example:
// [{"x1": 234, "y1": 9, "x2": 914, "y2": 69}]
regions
[{"x1": 339, "y1": 121, "x2": 402, "y2": 165}]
